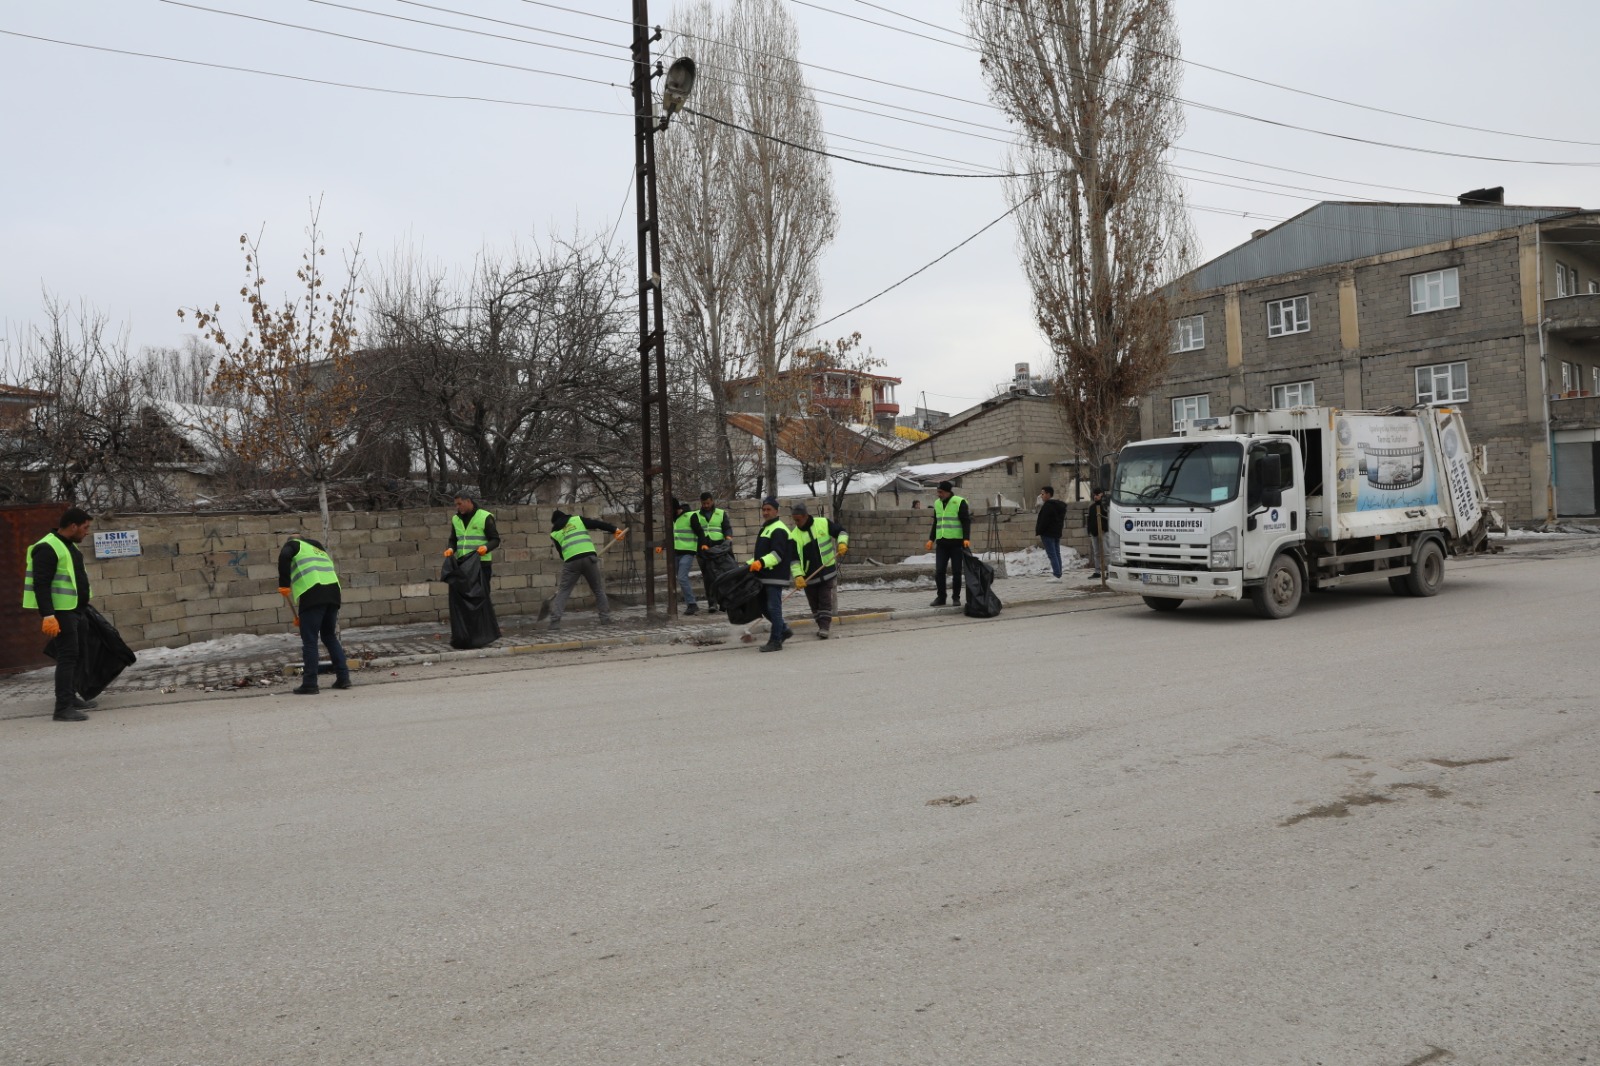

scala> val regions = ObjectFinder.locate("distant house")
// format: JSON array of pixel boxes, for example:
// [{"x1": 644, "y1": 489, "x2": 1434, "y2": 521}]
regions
[
  {"x1": 892, "y1": 391, "x2": 1092, "y2": 507},
  {"x1": 726, "y1": 413, "x2": 915, "y2": 506},
  {"x1": 0, "y1": 383, "x2": 52, "y2": 430},
  {"x1": 726, "y1": 365, "x2": 902, "y2": 435}
]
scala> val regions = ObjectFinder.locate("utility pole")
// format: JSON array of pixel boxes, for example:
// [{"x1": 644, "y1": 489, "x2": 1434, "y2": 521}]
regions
[{"x1": 632, "y1": 0, "x2": 675, "y2": 617}]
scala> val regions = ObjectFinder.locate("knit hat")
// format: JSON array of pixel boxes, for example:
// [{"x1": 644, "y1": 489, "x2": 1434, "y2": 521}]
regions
[
  {"x1": 550, "y1": 509, "x2": 570, "y2": 528},
  {"x1": 937, "y1": 480, "x2": 954, "y2": 492},
  {"x1": 761, "y1": 495, "x2": 780, "y2": 510},
  {"x1": 790, "y1": 502, "x2": 808, "y2": 516}
]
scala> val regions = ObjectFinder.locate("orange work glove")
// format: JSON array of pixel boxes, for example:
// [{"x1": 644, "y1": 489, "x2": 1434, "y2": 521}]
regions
[
  {"x1": 924, "y1": 540, "x2": 933, "y2": 551},
  {"x1": 654, "y1": 546, "x2": 663, "y2": 555},
  {"x1": 748, "y1": 559, "x2": 764, "y2": 573},
  {"x1": 794, "y1": 575, "x2": 807, "y2": 590},
  {"x1": 476, "y1": 545, "x2": 488, "y2": 556},
  {"x1": 837, "y1": 542, "x2": 848, "y2": 555},
  {"x1": 41, "y1": 616, "x2": 61, "y2": 638},
  {"x1": 963, "y1": 539, "x2": 971, "y2": 548},
  {"x1": 278, "y1": 587, "x2": 292, "y2": 598},
  {"x1": 613, "y1": 529, "x2": 626, "y2": 541},
  {"x1": 699, "y1": 544, "x2": 708, "y2": 552},
  {"x1": 443, "y1": 548, "x2": 454, "y2": 558}
]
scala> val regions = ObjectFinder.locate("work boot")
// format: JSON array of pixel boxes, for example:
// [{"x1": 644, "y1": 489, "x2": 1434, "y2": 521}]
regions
[
  {"x1": 684, "y1": 603, "x2": 699, "y2": 616},
  {"x1": 759, "y1": 640, "x2": 783, "y2": 652},
  {"x1": 71, "y1": 697, "x2": 98, "y2": 710},
  {"x1": 331, "y1": 678, "x2": 353, "y2": 690},
  {"x1": 292, "y1": 684, "x2": 319, "y2": 696},
  {"x1": 53, "y1": 707, "x2": 88, "y2": 722},
  {"x1": 706, "y1": 603, "x2": 720, "y2": 613},
  {"x1": 929, "y1": 597, "x2": 947, "y2": 607},
  {"x1": 817, "y1": 630, "x2": 830, "y2": 640},
  {"x1": 779, "y1": 627, "x2": 794, "y2": 643}
]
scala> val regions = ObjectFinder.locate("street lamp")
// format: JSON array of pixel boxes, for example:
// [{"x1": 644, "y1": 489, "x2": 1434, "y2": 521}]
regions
[{"x1": 631, "y1": 3, "x2": 695, "y2": 618}]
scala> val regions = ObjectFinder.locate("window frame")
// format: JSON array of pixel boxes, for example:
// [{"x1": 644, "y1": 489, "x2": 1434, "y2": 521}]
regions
[
  {"x1": 1171, "y1": 314, "x2": 1206, "y2": 353},
  {"x1": 1555, "y1": 262, "x2": 1574, "y2": 297},
  {"x1": 1271, "y1": 380, "x2": 1316, "y2": 409},
  {"x1": 1171, "y1": 393, "x2": 1209, "y2": 431},
  {"x1": 1266, "y1": 295, "x2": 1310, "y2": 337},
  {"x1": 1415, "y1": 360, "x2": 1469, "y2": 405},
  {"x1": 1409, "y1": 267, "x2": 1461, "y2": 315}
]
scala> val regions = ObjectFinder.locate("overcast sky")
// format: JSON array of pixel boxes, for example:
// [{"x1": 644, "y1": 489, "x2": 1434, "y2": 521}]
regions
[{"x1": 3, "y1": 0, "x2": 1596, "y2": 413}]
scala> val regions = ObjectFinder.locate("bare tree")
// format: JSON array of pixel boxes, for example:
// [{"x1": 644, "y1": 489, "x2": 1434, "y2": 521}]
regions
[
  {"x1": 366, "y1": 234, "x2": 638, "y2": 506},
  {"x1": 138, "y1": 336, "x2": 221, "y2": 404},
  {"x1": 180, "y1": 205, "x2": 366, "y2": 533},
  {"x1": 659, "y1": 0, "x2": 747, "y2": 496},
  {"x1": 966, "y1": 0, "x2": 1195, "y2": 467},
  {"x1": 664, "y1": 0, "x2": 837, "y2": 497}
]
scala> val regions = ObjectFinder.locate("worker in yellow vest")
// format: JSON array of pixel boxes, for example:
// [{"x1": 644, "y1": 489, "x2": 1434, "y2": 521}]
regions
[
  {"x1": 690, "y1": 491, "x2": 734, "y2": 612},
  {"x1": 277, "y1": 536, "x2": 352, "y2": 695},
  {"x1": 747, "y1": 496, "x2": 801, "y2": 652},
  {"x1": 443, "y1": 492, "x2": 501, "y2": 600},
  {"x1": 788, "y1": 502, "x2": 848, "y2": 639},
  {"x1": 654, "y1": 498, "x2": 702, "y2": 615},
  {"x1": 22, "y1": 506, "x2": 97, "y2": 721},
  {"x1": 547, "y1": 508, "x2": 626, "y2": 629},
  {"x1": 925, "y1": 480, "x2": 971, "y2": 608}
]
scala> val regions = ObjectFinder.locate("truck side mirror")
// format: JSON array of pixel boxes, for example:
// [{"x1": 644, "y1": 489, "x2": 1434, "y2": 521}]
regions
[
  {"x1": 1259, "y1": 454, "x2": 1283, "y2": 509},
  {"x1": 1098, "y1": 462, "x2": 1112, "y2": 493}
]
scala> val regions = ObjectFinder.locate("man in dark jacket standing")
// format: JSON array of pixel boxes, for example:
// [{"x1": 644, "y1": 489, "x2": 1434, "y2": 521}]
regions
[
  {"x1": 1035, "y1": 485, "x2": 1067, "y2": 581},
  {"x1": 547, "y1": 509, "x2": 625, "y2": 629},
  {"x1": 924, "y1": 480, "x2": 970, "y2": 608},
  {"x1": 24, "y1": 507, "x2": 97, "y2": 721},
  {"x1": 789, "y1": 503, "x2": 848, "y2": 639},
  {"x1": 278, "y1": 536, "x2": 352, "y2": 695},
  {"x1": 1086, "y1": 487, "x2": 1110, "y2": 578}
]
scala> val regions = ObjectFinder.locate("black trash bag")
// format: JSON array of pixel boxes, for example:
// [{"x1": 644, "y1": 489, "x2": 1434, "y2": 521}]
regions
[
  {"x1": 712, "y1": 565, "x2": 765, "y2": 625},
  {"x1": 43, "y1": 604, "x2": 138, "y2": 700},
  {"x1": 699, "y1": 541, "x2": 739, "y2": 588},
  {"x1": 441, "y1": 553, "x2": 501, "y2": 649},
  {"x1": 961, "y1": 552, "x2": 1003, "y2": 619}
]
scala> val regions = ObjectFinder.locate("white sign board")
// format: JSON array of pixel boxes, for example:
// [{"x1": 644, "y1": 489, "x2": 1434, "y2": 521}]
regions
[{"x1": 93, "y1": 530, "x2": 142, "y2": 559}]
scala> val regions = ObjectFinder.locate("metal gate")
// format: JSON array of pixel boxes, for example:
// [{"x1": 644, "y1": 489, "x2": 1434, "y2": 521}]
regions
[{"x1": 1, "y1": 503, "x2": 63, "y2": 675}]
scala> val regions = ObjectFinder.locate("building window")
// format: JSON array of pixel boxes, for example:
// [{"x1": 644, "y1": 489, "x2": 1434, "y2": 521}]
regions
[
  {"x1": 1271, "y1": 381, "x2": 1316, "y2": 408},
  {"x1": 1555, "y1": 262, "x2": 1575, "y2": 297},
  {"x1": 1172, "y1": 314, "x2": 1205, "y2": 352},
  {"x1": 1266, "y1": 295, "x2": 1310, "y2": 337},
  {"x1": 1415, "y1": 361, "x2": 1468, "y2": 404},
  {"x1": 1409, "y1": 268, "x2": 1460, "y2": 314},
  {"x1": 1172, "y1": 394, "x2": 1209, "y2": 430},
  {"x1": 1590, "y1": 279, "x2": 1600, "y2": 294},
  {"x1": 1561, "y1": 361, "x2": 1582, "y2": 394}
]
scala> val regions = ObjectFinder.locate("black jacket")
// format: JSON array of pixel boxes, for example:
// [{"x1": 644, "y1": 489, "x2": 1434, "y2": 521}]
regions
[
  {"x1": 30, "y1": 533, "x2": 91, "y2": 617},
  {"x1": 549, "y1": 511, "x2": 619, "y2": 558},
  {"x1": 928, "y1": 498, "x2": 972, "y2": 542},
  {"x1": 1035, "y1": 498, "x2": 1067, "y2": 538},
  {"x1": 277, "y1": 537, "x2": 342, "y2": 609},
  {"x1": 1086, "y1": 498, "x2": 1109, "y2": 534}
]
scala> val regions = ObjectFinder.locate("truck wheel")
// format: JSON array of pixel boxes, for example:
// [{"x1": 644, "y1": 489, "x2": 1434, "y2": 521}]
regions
[
  {"x1": 1250, "y1": 554, "x2": 1303, "y2": 619},
  {"x1": 1142, "y1": 596, "x2": 1182, "y2": 612},
  {"x1": 1404, "y1": 540, "x2": 1446, "y2": 597}
]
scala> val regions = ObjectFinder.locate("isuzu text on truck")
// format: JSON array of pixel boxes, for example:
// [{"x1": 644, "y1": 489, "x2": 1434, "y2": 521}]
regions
[{"x1": 1104, "y1": 406, "x2": 1494, "y2": 619}]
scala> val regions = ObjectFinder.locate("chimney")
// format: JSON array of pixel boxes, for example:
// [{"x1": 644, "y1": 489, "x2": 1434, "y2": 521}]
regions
[
  {"x1": 1250, "y1": 229, "x2": 1268, "y2": 240},
  {"x1": 1458, "y1": 186, "x2": 1504, "y2": 206}
]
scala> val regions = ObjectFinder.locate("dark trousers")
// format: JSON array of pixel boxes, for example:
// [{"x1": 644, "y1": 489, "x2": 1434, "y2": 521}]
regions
[
  {"x1": 761, "y1": 583, "x2": 788, "y2": 643},
  {"x1": 803, "y1": 577, "x2": 837, "y2": 632},
  {"x1": 298, "y1": 603, "x2": 350, "y2": 687},
  {"x1": 549, "y1": 555, "x2": 610, "y2": 623},
  {"x1": 696, "y1": 553, "x2": 720, "y2": 608},
  {"x1": 52, "y1": 609, "x2": 85, "y2": 711},
  {"x1": 1040, "y1": 536, "x2": 1063, "y2": 577},
  {"x1": 935, "y1": 540, "x2": 965, "y2": 601}
]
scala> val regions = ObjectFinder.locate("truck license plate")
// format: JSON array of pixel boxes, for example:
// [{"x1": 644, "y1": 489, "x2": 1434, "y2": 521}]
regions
[{"x1": 1140, "y1": 573, "x2": 1179, "y2": 586}]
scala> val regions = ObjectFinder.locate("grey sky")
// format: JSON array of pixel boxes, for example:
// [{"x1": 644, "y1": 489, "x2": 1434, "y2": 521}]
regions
[{"x1": 2, "y1": 0, "x2": 1596, "y2": 412}]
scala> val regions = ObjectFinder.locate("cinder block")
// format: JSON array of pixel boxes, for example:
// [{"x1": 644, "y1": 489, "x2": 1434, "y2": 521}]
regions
[
  {"x1": 142, "y1": 620, "x2": 182, "y2": 641},
  {"x1": 401, "y1": 583, "x2": 430, "y2": 598}
]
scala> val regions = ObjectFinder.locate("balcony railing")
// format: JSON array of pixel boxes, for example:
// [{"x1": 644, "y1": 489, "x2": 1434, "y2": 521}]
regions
[{"x1": 1545, "y1": 293, "x2": 1600, "y2": 343}]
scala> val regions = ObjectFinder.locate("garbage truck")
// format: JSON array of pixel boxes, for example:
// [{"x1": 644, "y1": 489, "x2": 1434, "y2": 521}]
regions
[{"x1": 1104, "y1": 406, "x2": 1494, "y2": 618}]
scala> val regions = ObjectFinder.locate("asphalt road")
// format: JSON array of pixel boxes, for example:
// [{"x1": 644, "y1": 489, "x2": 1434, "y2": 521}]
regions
[{"x1": 4, "y1": 543, "x2": 1597, "y2": 1065}]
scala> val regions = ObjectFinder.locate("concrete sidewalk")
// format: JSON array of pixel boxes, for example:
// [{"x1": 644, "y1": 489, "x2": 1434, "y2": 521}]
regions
[{"x1": 0, "y1": 566, "x2": 1115, "y2": 716}]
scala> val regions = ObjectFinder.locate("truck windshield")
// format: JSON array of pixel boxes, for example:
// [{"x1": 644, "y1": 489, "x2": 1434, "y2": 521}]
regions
[{"x1": 1114, "y1": 441, "x2": 1244, "y2": 508}]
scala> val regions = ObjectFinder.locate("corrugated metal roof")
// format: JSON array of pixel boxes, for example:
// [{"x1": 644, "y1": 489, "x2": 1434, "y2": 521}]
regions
[{"x1": 1186, "y1": 203, "x2": 1580, "y2": 292}]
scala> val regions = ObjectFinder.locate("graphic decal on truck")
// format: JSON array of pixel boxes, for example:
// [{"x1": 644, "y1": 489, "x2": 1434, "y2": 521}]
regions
[{"x1": 1336, "y1": 415, "x2": 1439, "y2": 512}]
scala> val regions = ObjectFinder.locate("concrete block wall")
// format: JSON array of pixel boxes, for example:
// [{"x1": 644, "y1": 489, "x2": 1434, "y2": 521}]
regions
[
  {"x1": 839, "y1": 504, "x2": 1096, "y2": 562},
  {"x1": 78, "y1": 501, "x2": 790, "y2": 652}
]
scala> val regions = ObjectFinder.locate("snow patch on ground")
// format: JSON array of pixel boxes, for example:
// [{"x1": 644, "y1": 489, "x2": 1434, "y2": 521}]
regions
[
  {"x1": 1492, "y1": 527, "x2": 1600, "y2": 540},
  {"x1": 900, "y1": 545, "x2": 1084, "y2": 576}
]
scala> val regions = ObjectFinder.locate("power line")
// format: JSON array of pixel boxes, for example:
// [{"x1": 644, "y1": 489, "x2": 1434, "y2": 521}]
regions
[{"x1": 788, "y1": 0, "x2": 1600, "y2": 168}]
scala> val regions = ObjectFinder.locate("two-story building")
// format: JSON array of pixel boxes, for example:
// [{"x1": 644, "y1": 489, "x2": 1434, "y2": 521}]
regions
[
  {"x1": 725, "y1": 365, "x2": 902, "y2": 435},
  {"x1": 1148, "y1": 198, "x2": 1600, "y2": 521}
]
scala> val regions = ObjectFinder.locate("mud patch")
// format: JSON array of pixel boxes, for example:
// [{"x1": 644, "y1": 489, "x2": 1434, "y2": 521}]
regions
[
  {"x1": 927, "y1": 794, "x2": 978, "y2": 807},
  {"x1": 1392, "y1": 782, "x2": 1451, "y2": 799},
  {"x1": 1426, "y1": 756, "x2": 1510, "y2": 769},
  {"x1": 1400, "y1": 1047, "x2": 1452, "y2": 1066},
  {"x1": 1324, "y1": 752, "x2": 1367, "y2": 761},
  {"x1": 1280, "y1": 792, "x2": 1393, "y2": 826}
]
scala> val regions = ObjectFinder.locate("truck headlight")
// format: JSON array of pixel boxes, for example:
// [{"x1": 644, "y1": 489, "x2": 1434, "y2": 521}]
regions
[
  {"x1": 1209, "y1": 527, "x2": 1237, "y2": 570},
  {"x1": 1106, "y1": 528, "x2": 1124, "y2": 565}
]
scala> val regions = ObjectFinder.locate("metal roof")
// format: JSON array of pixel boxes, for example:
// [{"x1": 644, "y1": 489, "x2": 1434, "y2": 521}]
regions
[{"x1": 1186, "y1": 203, "x2": 1580, "y2": 292}]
